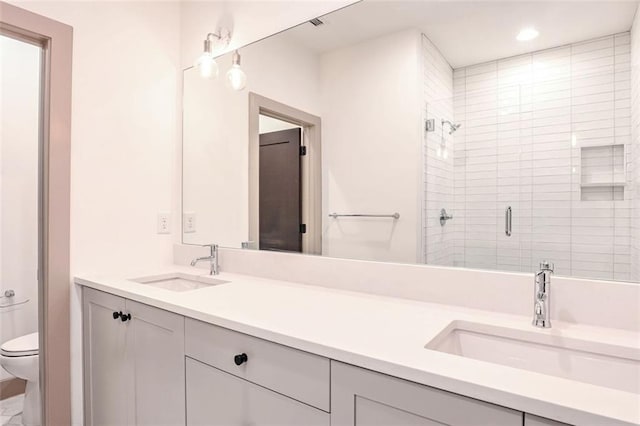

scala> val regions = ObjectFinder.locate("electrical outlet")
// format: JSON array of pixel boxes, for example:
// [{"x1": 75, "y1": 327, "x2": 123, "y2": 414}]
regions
[
  {"x1": 157, "y1": 212, "x2": 171, "y2": 234},
  {"x1": 183, "y1": 212, "x2": 196, "y2": 233}
]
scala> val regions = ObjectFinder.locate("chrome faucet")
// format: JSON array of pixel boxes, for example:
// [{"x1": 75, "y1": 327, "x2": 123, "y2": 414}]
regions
[
  {"x1": 190, "y1": 244, "x2": 219, "y2": 275},
  {"x1": 532, "y1": 261, "x2": 554, "y2": 328}
]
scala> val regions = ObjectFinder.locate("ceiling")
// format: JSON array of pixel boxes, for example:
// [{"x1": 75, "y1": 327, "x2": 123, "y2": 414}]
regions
[{"x1": 282, "y1": 0, "x2": 639, "y2": 68}]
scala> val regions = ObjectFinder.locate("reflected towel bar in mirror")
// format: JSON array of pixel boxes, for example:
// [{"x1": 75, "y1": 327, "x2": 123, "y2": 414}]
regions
[{"x1": 329, "y1": 212, "x2": 400, "y2": 219}]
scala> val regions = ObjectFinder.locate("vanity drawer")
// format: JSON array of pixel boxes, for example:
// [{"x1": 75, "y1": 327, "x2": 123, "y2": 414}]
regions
[
  {"x1": 186, "y1": 357, "x2": 330, "y2": 426},
  {"x1": 185, "y1": 318, "x2": 330, "y2": 411}
]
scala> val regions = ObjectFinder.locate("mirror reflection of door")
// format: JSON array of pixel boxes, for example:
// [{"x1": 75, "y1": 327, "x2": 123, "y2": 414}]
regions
[{"x1": 259, "y1": 125, "x2": 303, "y2": 252}]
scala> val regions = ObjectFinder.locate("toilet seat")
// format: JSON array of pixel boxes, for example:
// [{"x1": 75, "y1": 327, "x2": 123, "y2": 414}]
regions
[{"x1": 1, "y1": 332, "x2": 38, "y2": 357}]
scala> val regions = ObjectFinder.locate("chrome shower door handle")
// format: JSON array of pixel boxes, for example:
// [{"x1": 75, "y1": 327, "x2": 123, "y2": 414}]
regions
[
  {"x1": 439, "y1": 208, "x2": 453, "y2": 226},
  {"x1": 505, "y1": 206, "x2": 512, "y2": 236}
]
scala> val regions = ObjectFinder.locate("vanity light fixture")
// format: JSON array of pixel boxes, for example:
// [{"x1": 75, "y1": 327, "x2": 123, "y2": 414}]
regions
[
  {"x1": 516, "y1": 27, "x2": 539, "y2": 42},
  {"x1": 226, "y1": 50, "x2": 247, "y2": 91},
  {"x1": 196, "y1": 30, "x2": 230, "y2": 79}
]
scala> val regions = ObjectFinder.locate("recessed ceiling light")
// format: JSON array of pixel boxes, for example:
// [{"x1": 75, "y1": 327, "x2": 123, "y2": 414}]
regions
[{"x1": 517, "y1": 27, "x2": 539, "y2": 42}]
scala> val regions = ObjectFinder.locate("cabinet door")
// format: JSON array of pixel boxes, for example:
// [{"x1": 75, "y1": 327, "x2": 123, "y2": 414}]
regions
[
  {"x1": 126, "y1": 299, "x2": 185, "y2": 426},
  {"x1": 331, "y1": 362, "x2": 522, "y2": 426},
  {"x1": 525, "y1": 414, "x2": 571, "y2": 426},
  {"x1": 186, "y1": 357, "x2": 329, "y2": 426},
  {"x1": 83, "y1": 288, "x2": 128, "y2": 426}
]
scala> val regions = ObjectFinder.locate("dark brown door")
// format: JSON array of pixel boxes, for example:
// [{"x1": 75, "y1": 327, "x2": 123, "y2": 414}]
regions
[{"x1": 259, "y1": 128, "x2": 302, "y2": 252}]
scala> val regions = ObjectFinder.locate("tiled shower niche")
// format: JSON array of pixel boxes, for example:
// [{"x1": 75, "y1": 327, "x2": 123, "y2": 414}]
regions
[{"x1": 580, "y1": 144, "x2": 625, "y2": 201}]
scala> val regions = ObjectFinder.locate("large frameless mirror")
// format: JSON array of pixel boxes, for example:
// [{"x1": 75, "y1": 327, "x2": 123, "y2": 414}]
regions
[{"x1": 182, "y1": 0, "x2": 639, "y2": 283}]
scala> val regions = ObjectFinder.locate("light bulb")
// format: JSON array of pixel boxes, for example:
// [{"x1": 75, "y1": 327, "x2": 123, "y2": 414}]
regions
[
  {"x1": 196, "y1": 52, "x2": 218, "y2": 79},
  {"x1": 227, "y1": 50, "x2": 247, "y2": 91},
  {"x1": 227, "y1": 64, "x2": 247, "y2": 91}
]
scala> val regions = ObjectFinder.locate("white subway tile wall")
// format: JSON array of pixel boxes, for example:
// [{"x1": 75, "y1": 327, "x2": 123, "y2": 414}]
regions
[
  {"x1": 631, "y1": 9, "x2": 640, "y2": 282},
  {"x1": 449, "y1": 33, "x2": 635, "y2": 281},
  {"x1": 422, "y1": 34, "x2": 455, "y2": 266}
]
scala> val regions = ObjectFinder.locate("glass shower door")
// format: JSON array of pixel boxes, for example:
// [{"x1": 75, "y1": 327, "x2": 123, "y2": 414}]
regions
[{"x1": 497, "y1": 81, "x2": 532, "y2": 273}]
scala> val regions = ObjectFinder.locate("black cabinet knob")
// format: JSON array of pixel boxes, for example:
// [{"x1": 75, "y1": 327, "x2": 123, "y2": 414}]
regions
[
  {"x1": 120, "y1": 312, "x2": 131, "y2": 322},
  {"x1": 112, "y1": 311, "x2": 120, "y2": 320},
  {"x1": 234, "y1": 353, "x2": 248, "y2": 366}
]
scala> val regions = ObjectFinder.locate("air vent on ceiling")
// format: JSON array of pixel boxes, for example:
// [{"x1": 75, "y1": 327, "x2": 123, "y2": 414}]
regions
[{"x1": 309, "y1": 18, "x2": 324, "y2": 27}]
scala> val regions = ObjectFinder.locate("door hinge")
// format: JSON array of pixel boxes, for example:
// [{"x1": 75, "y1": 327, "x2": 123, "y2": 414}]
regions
[
  {"x1": 300, "y1": 224, "x2": 307, "y2": 234},
  {"x1": 300, "y1": 146, "x2": 307, "y2": 156}
]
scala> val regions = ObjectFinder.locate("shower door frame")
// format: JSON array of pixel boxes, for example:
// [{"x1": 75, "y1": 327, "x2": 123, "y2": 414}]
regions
[{"x1": 0, "y1": 2, "x2": 72, "y2": 425}]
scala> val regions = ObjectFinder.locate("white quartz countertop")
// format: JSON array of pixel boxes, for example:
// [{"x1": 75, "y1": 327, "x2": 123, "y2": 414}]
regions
[{"x1": 75, "y1": 267, "x2": 640, "y2": 425}]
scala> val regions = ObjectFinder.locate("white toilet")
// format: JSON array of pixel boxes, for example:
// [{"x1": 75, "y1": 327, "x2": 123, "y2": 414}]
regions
[{"x1": 0, "y1": 332, "x2": 40, "y2": 426}]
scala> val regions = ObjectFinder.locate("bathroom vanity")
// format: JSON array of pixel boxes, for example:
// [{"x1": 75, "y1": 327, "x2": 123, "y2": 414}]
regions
[{"x1": 78, "y1": 269, "x2": 639, "y2": 426}]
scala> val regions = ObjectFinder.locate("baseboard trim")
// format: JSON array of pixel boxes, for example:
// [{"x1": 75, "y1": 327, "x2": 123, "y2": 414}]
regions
[{"x1": 0, "y1": 377, "x2": 26, "y2": 400}]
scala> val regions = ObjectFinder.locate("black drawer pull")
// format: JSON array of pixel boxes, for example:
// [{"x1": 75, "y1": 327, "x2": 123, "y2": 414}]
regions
[
  {"x1": 234, "y1": 353, "x2": 248, "y2": 366},
  {"x1": 120, "y1": 312, "x2": 131, "y2": 322},
  {"x1": 112, "y1": 311, "x2": 120, "y2": 320}
]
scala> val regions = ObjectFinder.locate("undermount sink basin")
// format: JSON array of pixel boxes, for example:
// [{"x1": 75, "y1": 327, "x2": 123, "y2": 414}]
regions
[
  {"x1": 426, "y1": 321, "x2": 640, "y2": 394},
  {"x1": 131, "y1": 272, "x2": 229, "y2": 292}
]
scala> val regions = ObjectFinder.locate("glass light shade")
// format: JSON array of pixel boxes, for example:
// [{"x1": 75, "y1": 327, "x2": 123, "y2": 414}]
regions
[
  {"x1": 226, "y1": 64, "x2": 247, "y2": 91},
  {"x1": 196, "y1": 53, "x2": 218, "y2": 79}
]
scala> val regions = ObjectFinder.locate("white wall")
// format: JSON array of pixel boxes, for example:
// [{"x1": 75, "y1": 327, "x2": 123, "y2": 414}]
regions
[
  {"x1": 452, "y1": 33, "x2": 634, "y2": 281},
  {"x1": 422, "y1": 35, "x2": 455, "y2": 266},
  {"x1": 8, "y1": 1, "x2": 181, "y2": 422},
  {"x1": 11, "y1": 0, "x2": 181, "y2": 272},
  {"x1": 320, "y1": 29, "x2": 422, "y2": 263},
  {"x1": 0, "y1": 35, "x2": 41, "y2": 382},
  {"x1": 631, "y1": 5, "x2": 640, "y2": 282}
]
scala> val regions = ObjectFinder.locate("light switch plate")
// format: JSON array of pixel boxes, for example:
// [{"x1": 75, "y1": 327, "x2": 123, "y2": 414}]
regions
[
  {"x1": 157, "y1": 212, "x2": 171, "y2": 234},
  {"x1": 183, "y1": 212, "x2": 196, "y2": 233}
]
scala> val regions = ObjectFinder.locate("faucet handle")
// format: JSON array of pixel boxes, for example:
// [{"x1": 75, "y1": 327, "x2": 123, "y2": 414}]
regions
[
  {"x1": 202, "y1": 243, "x2": 218, "y2": 253},
  {"x1": 539, "y1": 261, "x2": 554, "y2": 272}
]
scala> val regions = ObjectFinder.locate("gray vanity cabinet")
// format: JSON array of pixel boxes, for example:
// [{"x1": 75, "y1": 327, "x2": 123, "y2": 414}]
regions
[
  {"x1": 330, "y1": 361, "x2": 522, "y2": 426},
  {"x1": 82, "y1": 287, "x2": 575, "y2": 426},
  {"x1": 83, "y1": 288, "x2": 128, "y2": 426},
  {"x1": 83, "y1": 288, "x2": 186, "y2": 426}
]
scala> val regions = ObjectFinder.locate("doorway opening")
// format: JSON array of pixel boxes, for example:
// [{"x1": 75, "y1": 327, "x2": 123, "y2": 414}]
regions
[
  {"x1": 258, "y1": 117, "x2": 303, "y2": 252},
  {"x1": 249, "y1": 93, "x2": 322, "y2": 255},
  {"x1": 0, "y1": 31, "x2": 42, "y2": 426}
]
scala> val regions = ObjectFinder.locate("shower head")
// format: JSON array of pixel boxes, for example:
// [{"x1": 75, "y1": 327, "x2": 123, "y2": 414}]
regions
[{"x1": 442, "y1": 120, "x2": 461, "y2": 135}]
